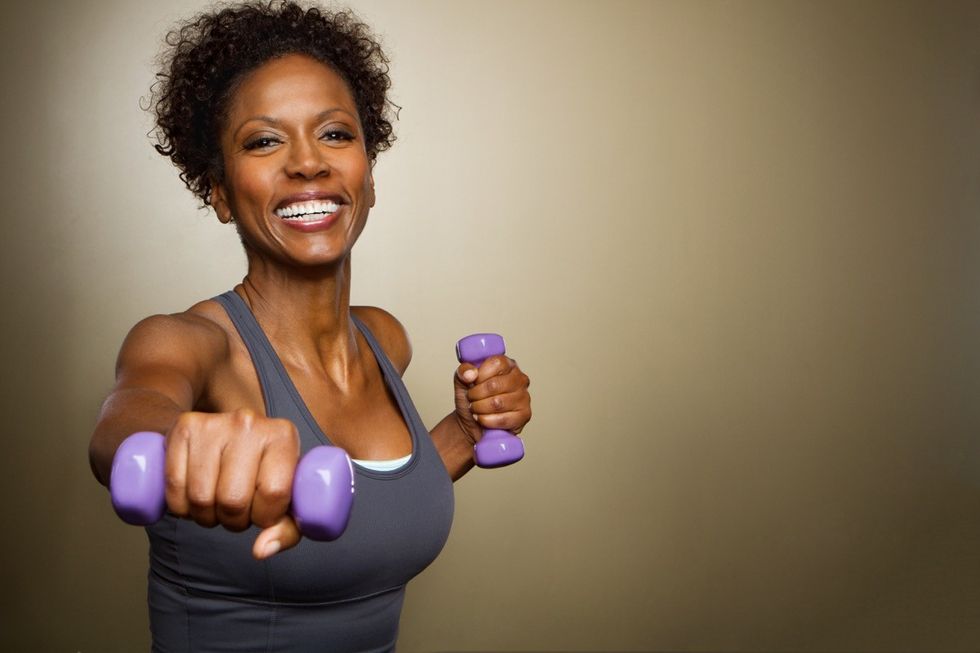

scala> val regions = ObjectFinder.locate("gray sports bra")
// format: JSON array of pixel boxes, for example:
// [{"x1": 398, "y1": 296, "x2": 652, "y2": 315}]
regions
[{"x1": 146, "y1": 291, "x2": 455, "y2": 652}]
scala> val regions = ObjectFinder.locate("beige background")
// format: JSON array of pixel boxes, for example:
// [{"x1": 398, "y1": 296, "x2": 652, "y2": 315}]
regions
[{"x1": 1, "y1": 0, "x2": 978, "y2": 651}]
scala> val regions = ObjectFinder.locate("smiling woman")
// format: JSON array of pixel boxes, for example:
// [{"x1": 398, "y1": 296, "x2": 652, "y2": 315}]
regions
[{"x1": 86, "y1": 2, "x2": 532, "y2": 652}]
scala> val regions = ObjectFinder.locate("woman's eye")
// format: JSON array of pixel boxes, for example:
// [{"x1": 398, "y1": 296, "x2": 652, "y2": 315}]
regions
[
  {"x1": 243, "y1": 136, "x2": 280, "y2": 150},
  {"x1": 322, "y1": 130, "x2": 354, "y2": 142}
]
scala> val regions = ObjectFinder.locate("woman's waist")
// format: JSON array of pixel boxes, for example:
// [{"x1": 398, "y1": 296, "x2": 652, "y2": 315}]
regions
[
  {"x1": 149, "y1": 564, "x2": 406, "y2": 609},
  {"x1": 148, "y1": 571, "x2": 404, "y2": 652}
]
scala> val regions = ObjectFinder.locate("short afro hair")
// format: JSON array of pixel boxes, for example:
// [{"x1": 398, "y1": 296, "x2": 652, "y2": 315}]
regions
[{"x1": 149, "y1": 1, "x2": 395, "y2": 207}]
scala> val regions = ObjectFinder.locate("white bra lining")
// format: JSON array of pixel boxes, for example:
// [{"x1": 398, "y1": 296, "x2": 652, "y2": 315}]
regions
[{"x1": 352, "y1": 453, "x2": 412, "y2": 472}]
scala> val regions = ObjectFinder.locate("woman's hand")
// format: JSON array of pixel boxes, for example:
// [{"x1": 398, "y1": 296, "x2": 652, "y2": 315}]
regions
[
  {"x1": 453, "y1": 356, "x2": 532, "y2": 445},
  {"x1": 164, "y1": 408, "x2": 302, "y2": 560}
]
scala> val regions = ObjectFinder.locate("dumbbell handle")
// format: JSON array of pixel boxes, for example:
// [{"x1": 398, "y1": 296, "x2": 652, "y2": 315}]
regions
[
  {"x1": 456, "y1": 333, "x2": 525, "y2": 468},
  {"x1": 109, "y1": 431, "x2": 355, "y2": 541}
]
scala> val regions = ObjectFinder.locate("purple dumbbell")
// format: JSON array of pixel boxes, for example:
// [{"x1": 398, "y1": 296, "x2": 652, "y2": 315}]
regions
[
  {"x1": 109, "y1": 431, "x2": 355, "y2": 541},
  {"x1": 456, "y1": 333, "x2": 525, "y2": 468}
]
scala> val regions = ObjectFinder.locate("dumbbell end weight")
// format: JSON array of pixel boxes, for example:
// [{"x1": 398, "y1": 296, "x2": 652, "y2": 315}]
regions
[
  {"x1": 110, "y1": 431, "x2": 167, "y2": 526},
  {"x1": 456, "y1": 333, "x2": 506, "y2": 365},
  {"x1": 474, "y1": 428, "x2": 525, "y2": 468},
  {"x1": 292, "y1": 445, "x2": 356, "y2": 541}
]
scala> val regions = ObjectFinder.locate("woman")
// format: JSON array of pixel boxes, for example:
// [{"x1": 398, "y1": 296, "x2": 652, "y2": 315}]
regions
[{"x1": 87, "y1": 2, "x2": 532, "y2": 650}]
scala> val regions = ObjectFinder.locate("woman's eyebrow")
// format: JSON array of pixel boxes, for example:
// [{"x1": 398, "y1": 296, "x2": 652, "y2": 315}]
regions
[{"x1": 232, "y1": 108, "x2": 357, "y2": 139}]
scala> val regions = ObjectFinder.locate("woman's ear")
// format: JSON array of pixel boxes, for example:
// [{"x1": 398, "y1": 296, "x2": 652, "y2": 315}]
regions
[{"x1": 211, "y1": 182, "x2": 234, "y2": 224}]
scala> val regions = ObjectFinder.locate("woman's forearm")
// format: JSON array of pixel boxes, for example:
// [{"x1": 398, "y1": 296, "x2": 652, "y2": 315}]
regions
[{"x1": 89, "y1": 387, "x2": 185, "y2": 486}]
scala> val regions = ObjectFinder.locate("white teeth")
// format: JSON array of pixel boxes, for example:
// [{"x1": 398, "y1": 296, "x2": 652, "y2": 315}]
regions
[{"x1": 275, "y1": 199, "x2": 340, "y2": 219}]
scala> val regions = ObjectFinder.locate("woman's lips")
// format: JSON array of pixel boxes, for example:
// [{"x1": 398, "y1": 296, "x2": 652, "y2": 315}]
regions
[
  {"x1": 276, "y1": 205, "x2": 343, "y2": 233},
  {"x1": 274, "y1": 197, "x2": 344, "y2": 232}
]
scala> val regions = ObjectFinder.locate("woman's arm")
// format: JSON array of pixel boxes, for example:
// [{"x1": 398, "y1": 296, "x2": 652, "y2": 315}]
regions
[
  {"x1": 353, "y1": 307, "x2": 531, "y2": 482},
  {"x1": 89, "y1": 311, "x2": 301, "y2": 559},
  {"x1": 89, "y1": 313, "x2": 219, "y2": 486}
]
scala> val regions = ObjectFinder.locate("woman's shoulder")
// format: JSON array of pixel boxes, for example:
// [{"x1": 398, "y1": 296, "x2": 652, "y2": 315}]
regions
[
  {"x1": 119, "y1": 299, "x2": 233, "y2": 373},
  {"x1": 110, "y1": 298, "x2": 257, "y2": 415},
  {"x1": 351, "y1": 306, "x2": 412, "y2": 375}
]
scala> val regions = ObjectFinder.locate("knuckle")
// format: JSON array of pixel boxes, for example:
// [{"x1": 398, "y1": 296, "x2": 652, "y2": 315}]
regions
[
  {"x1": 168, "y1": 418, "x2": 193, "y2": 444},
  {"x1": 273, "y1": 418, "x2": 299, "y2": 442},
  {"x1": 163, "y1": 474, "x2": 187, "y2": 493},
  {"x1": 233, "y1": 408, "x2": 257, "y2": 430},
  {"x1": 164, "y1": 475, "x2": 185, "y2": 496},
  {"x1": 484, "y1": 378, "x2": 500, "y2": 394},
  {"x1": 218, "y1": 493, "x2": 250, "y2": 518},
  {"x1": 257, "y1": 479, "x2": 292, "y2": 505},
  {"x1": 186, "y1": 488, "x2": 213, "y2": 511},
  {"x1": 490, "y1": 396, "x2": 504, "y2": 412},
  {"x1": 267, "y1": 422, "x2": 300, "y2": 457}
]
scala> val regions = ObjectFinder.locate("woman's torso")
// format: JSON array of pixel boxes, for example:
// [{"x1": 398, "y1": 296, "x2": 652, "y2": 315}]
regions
[{"x1": 147, "y1": 291, "x2": 455, "y2": 652}]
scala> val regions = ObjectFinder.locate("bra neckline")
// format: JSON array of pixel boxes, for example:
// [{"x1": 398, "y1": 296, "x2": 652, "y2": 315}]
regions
[{"x1": 215, "y1": 290, "x2": 419, "y2": 480}]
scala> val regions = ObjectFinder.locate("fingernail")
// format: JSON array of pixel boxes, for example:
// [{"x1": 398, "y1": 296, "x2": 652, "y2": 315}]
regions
[
  {"x1": 463, "y1": 370, "x2": 477, "y2": 383},
  {"x1": 264, "y1": 540, "x2": 281, "y2": 557}
]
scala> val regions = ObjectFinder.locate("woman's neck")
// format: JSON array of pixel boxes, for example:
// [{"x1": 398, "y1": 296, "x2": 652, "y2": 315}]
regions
[{"x1": 236, "y1": 254, "x2": 360, "y2": 381}]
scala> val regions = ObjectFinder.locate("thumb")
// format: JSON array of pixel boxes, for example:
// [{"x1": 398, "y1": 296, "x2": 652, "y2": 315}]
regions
[
  {"x1": 252, "y1": 514, "x2": 302, "y2": 560},
  {"x1": 455, "y1": 363, "x2": 478, "y2": 386}
]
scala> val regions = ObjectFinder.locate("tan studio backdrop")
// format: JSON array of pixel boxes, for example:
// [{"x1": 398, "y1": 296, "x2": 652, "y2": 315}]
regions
[{"x1": 1, "y1": 0, "x2": 978, "y2": 651}]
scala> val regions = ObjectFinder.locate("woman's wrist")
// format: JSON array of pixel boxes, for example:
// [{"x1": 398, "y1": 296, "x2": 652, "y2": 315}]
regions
[
  {"x1": 430, "y1": 412, "x2": 477, "y2": 481},
  {"x1": 453, "y1": 410, "x2": 480, "y2": 447}
]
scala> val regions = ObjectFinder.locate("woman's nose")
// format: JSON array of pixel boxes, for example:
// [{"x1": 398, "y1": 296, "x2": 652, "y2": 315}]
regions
[{"x1": 285, "y1": 138, "x2": 330, "y2": 179}]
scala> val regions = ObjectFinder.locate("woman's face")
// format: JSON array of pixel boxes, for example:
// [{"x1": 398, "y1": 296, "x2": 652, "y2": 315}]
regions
[{"x1": 211, "y1": 53, "x2": 375, "y2": 269}]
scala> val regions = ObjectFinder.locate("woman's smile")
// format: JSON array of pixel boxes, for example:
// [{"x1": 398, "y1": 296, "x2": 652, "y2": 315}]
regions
[{"x1": 274, "y1": 192, "x2": 347, "y2": 232}]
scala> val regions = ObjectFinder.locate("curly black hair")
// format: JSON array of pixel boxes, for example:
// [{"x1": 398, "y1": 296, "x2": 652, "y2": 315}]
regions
[{"x1": 150, "y1": 1, "x2": 395, "y2": 207}]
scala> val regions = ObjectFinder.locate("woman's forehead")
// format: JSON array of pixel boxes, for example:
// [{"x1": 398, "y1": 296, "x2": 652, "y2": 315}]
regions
[{"x1": 225, "y1": 53, "x2": 357, "y2": 124}]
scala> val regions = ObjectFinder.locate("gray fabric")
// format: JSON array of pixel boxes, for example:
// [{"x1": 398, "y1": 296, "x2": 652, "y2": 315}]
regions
[{"x1": 146, "y1": 291, "x2": 455, "y2": 652}]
